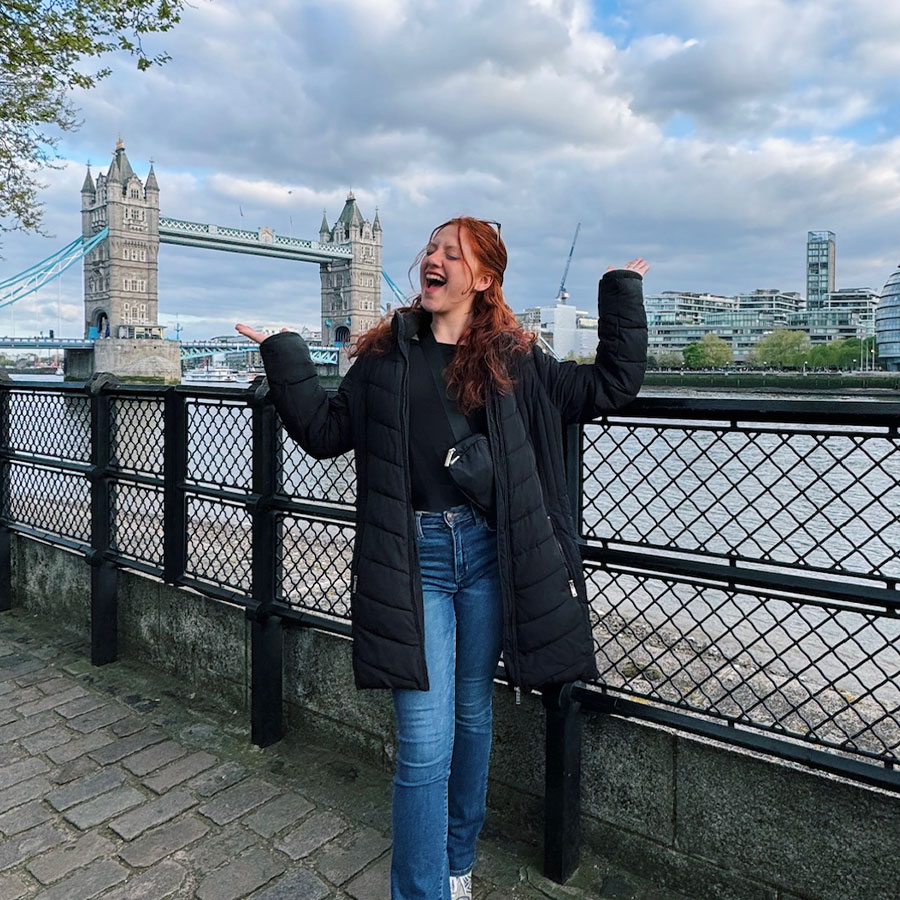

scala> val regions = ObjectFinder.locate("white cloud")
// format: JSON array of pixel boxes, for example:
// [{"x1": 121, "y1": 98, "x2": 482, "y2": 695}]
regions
[{"x1": 4, "y1": 0, "x2": 900, "y2": 342}]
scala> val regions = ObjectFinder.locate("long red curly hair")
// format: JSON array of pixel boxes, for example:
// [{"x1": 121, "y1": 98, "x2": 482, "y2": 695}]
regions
[{"x1": 351, "y1": 217, "x2": 535, "y2": 413}]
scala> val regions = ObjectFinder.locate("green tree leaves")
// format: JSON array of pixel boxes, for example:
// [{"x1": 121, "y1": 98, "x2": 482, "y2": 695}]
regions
[
  {"x1": 0, "y1": 0, "x2": 187, "y2": 237},
  {"x1": 681, "y1": 333, "x2": 734, "y2": 369}
]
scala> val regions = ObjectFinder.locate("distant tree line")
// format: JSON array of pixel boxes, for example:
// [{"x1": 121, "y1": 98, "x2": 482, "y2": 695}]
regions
[{"x1": 645, "y1": 330, "x2": 880, "y2": 370}]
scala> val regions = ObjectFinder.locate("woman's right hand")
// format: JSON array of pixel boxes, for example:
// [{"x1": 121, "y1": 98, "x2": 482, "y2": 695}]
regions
[{"x1": 235, "y1": 324, "x2": 287, "y2": 344}]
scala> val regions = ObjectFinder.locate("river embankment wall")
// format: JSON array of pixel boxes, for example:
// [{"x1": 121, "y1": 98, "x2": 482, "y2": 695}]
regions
[{"x1": 10, "y1": 534, "x2": 898, "y2": 900}]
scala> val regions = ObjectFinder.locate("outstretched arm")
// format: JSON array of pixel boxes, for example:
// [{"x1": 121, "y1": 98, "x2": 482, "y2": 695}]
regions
[
  {"x1": 533, "y1": 259, "x2": 648, "y2": 423},
  {"x1": 236, "y1": 325, "x2": 355, "y2": 459}
]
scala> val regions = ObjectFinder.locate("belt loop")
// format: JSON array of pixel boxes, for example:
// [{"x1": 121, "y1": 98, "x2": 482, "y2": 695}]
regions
[{"x1": 414, "y1": 511, "x2": 424, "y2": 539}]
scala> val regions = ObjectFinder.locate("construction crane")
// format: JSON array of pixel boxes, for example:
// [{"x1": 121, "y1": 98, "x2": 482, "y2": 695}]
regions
[{"x1": 555, "y1": 222, "x2": 581, "y2": 304}]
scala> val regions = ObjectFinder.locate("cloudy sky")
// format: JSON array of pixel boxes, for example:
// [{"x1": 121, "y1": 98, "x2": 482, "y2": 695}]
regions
[{"x1": 3, "y1": 0, "x2": 900, "y2": 341}]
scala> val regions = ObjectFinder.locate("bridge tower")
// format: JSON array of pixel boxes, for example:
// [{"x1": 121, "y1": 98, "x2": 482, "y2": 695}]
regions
[
  {"x1": 75, "y1": 140, "x2": 179, "y2": 382},
  {"x1": 318, "y1": 193, "x2": 382, "y2": 345}
]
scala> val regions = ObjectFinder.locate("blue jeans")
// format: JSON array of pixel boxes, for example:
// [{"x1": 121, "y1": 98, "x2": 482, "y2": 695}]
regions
[{"x1": 391, "y1": 504, "x2": 503, "y2": 900}]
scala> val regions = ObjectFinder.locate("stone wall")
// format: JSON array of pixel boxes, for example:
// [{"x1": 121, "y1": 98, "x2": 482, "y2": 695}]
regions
[
  {"x1": 92, "y1": 338, "x2": 181, "y2": 383},
  {"x1": 9, "y1": 534, "x2": 898, "y2": 900}
]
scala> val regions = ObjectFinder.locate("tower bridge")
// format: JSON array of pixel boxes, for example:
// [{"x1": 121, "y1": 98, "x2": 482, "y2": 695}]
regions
[{"x1": 1, "y1": 139, "x2": 384, "y2": 381}]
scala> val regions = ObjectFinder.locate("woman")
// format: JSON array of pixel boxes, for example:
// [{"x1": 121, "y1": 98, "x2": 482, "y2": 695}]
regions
[{"x1": 236, "y1": 217, "x2": 648, "y2": 900}]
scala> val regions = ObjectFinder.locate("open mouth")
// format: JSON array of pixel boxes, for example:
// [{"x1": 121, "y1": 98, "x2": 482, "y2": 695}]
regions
[{"x1": 424, "y1": 273, "x2": 446, "y2": 289}]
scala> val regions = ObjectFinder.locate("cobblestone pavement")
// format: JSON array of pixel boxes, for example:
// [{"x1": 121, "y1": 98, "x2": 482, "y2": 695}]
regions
[{"x1": 0, "y1": 609, "x2": 693, "y2": 900}]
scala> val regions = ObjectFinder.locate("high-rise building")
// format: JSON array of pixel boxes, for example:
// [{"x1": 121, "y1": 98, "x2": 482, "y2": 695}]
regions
[{"x1": 806, "y1": 231, "x2": 835, "y2": 310}]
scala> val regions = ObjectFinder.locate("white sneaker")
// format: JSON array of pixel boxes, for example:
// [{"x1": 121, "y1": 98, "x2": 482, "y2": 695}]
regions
[{"x1": 449, "y1": 870, "x2": 472, "y2": 900}]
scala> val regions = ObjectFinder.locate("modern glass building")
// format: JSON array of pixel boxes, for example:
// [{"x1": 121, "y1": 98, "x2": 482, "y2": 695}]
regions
[
  {"x1": 806, "y1": 231, "x2": 836, "y2": 309},
  {"x1": 875, "y1": 263, "x2": 900, "y2": 371}
]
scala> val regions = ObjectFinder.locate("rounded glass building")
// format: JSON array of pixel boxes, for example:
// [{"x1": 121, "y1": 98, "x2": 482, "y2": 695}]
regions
[{"x1": 875, "y1": 264, "x2": 900, "y2": 371}]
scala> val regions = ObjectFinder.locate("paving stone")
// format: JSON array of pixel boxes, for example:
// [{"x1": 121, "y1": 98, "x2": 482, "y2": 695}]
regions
[
  {"x1": 33, "y1": 857, "x2": 128, "y2": 900},
  {"x1": 344, "y1": 852, "x2": 391, "y2": 900},
  {"x1": 0, "y1": 775, "x2": 52, "y2": 815},
  {"x1": 54, "y1": 693, "x2": 106, "y2": 719},
  {"x1": 0, "y1": 755, "x2": 49, "y2": 789},
  {"x1": 0, "y1": 822, "x2": 67, "y2": 872},
  {"x1": 122, "y1": 739, "x2": 187, "y2": 776},
  {"x1": 0, "y1": 686, "x2": 41, "y2": 710},
  {"x1": 100, "y1": 859, "x2": 188, "y2": 900},
  {"x1": 315, "y1": 825, "x2": 392, "y2": 885},
  {"x1": 197, "y1": 776, "x2": 280, "y2": 825},
  {"x1": 0, "y1": 709, "x2": 57, "y2": 742},
  {"x1": 46, "y1": 731, "x2": 113, "y2": 764},
  {"x1": 36, "y1": 676, "x2": 81, "y2": 695},
  {"x1": 0, "y1": 745, "x2": 23, "y2": 767},
  {"x1": 89, "y1": 728, "x2": 165, "y2": 765},
  {"x1": 111, "y1": 714, "x2": 148, "y2": 737},
  {"x1": 195, "y1": 848, "x2": 286, "y2": 900},
  {"x1": 243, "y1": 792, "x2": 315, "y2": 838},
  {"x1": 45, "y1": 767, "x2": 126, "y2": 811},
  {"x1": 191, "y1": 824, "x2": 256, "y2": 873},
  {"x1": 0, "y1": 709, "x2": 17, "y2": 727},
  {"x1": 143, "y1": 749, "x2": 217, "y2": 794},
  {"x1": 49, "y1": 755, "x2": 99, "y2": 784},
  {"x1": 188, "y1": 760, "x2": 247, "y2": 797},
  {"x1": 27, "y1": 832, "x2": 114, "y2": 884},
  {"x1": 68, "y1": 702, "x2": 130, "y2": 733},
  {"x1": 0, "y1": 799, "x2": 52, "y2": 836},
  {"x1": 109, "y1": 788, "x2": 196, "y2": 840},
  {"x1": 250, "y1": 869, "x2": 331, "y2": 900},
  {"x1": 64, "y1": 785, "x2": 145, "y2": 830},
  {"x1": 118, "y1": 814, "x2": 210, "y2": 867},
  {"x1": 275, "y1": 810, "x2": 347, "y2": 860},
  {"x1": 61, "y1": 659, "x2": 93, "y2": 677},
  {"x1": 16, "y1": 685, "x2": 86, "y2": 716},
  {"x1": 0, "y1": 872, "x2": 28, "y2": 900},
  {"x1": 0, "y1": 659, "x2": 45, "y2": 681},
  {"x1": 20, "y1": 724, "x2": 73, "y2": 754}
]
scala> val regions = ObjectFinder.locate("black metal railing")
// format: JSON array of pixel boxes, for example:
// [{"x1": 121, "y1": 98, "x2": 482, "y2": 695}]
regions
[{"x1": 1, "y1": 379, "x2": 898, "y2": 879}]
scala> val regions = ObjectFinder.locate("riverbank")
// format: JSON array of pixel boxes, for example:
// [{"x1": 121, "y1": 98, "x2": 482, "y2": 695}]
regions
[{"x1": 643, "y1": 371, "x2": 900, "y2": 393}]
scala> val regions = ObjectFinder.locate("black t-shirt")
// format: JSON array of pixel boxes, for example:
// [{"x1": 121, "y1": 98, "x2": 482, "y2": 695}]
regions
[{"x1": 408, "y1": 339, "x2": 488, "y2": 512}]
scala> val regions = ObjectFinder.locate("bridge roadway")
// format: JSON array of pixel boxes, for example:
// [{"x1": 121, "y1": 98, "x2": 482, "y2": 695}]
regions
[{"x1": 0, "y1": 609, "x2": 688, "y2": 900}]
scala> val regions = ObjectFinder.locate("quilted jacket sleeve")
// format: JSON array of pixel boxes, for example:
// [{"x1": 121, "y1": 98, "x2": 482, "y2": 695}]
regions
[
  {"x1": 532, "y1": 268, "x2": 647, "y2": 423},
  {"x1": 259, "y1": 331, "x2": 357, "y2": 459}
]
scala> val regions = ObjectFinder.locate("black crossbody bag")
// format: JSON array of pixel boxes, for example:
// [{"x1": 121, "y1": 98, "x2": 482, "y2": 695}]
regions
[{"x1": 418, "y1": 328, "x2": 495, "y2": 514}]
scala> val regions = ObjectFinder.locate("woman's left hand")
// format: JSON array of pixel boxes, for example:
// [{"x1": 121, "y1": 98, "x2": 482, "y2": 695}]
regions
[{"x1": 608, "y1": 258, "x2": 649, "y2": 277}]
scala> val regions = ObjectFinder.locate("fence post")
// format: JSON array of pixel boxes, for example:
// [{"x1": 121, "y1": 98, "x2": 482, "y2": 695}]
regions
[
  {"x1": 542, "y1": 421, "x2": 586, "y2": 882},
  {"x1": 248, "y1": 379, "x2": 282, "y2": 748},
  {"x1": 89, "y1": 374, "x2": 117, "y2": 666},
  {"x1": 543, "y1": 682, "x2": 583, "y2": 882},
  {"x1": 163, "y1": 388, "x2": 187, "y2": 583},
  {"x1": 0, "y1": 386, "x2": 10, "y2": 611}
]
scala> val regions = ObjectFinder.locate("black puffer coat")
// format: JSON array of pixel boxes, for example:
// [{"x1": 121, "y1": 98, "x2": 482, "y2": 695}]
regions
[{"x1": 260, "y1": 268, "x2": 646, "y2": 691}]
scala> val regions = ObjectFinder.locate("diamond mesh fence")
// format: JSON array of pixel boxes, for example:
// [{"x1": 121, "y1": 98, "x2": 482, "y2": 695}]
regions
[
  {"x1": 185, "y1": 496, "x2": 252, "y2": 591},
  {"x1": 111, "y1": 397, "x2": 164, "y2": 475},
  {"x1": 111, "y1": 483, "x2": 164, "y2": 566},
  {"x1": 581, "y1": 414, "x2": 900, "y2": 765},
  {"x1": 280, "y1": 514, "x2": 354, "y2": 619},
  {"x1": 6, "y1": 391, "x2": 90, "y2": 462},
  {"x1": 7, "y1": 462, "x2": 90, "y2": 544},
  {"x1": 278, "y1": 425, "x2": 356, "y2": 505},
  {"x1": 186, "y1": 399, "x2": 252, "y2": 491},
  {"x1": 582, "y1": 421, "x2": 900, "y2": 583}
]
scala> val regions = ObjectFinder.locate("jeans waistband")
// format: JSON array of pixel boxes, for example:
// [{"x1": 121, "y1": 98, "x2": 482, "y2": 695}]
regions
[{"x1": 414, "y1": 503, "x2": 487, "y2": 532}]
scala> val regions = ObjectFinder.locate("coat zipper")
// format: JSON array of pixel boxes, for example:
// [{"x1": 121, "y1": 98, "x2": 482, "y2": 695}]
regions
[
  {"x1": 549, "y1": 515, "x2": 578, "y2": 598},
  {"x1": 399, "y1": 333, "x2": 428, "y2": 690},
  {"x1": 490, "y1": 392, "x2": 521, "y2": 690}
]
